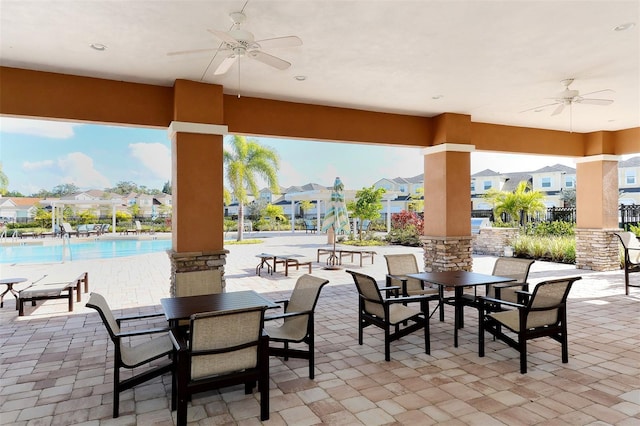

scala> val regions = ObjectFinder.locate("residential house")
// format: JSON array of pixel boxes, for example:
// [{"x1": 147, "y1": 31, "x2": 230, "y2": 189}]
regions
[
  {"x1": 0, "y1": 197, "x2": 41, "y2": 223},
  {"x1": 530, "y1": 164, "x2": 576, "y2": 207},
  {"x1": 619, "y1": 156, "x2": 640, "y2": 205}
]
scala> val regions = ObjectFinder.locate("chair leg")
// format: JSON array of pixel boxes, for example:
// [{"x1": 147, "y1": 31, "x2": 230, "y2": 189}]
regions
[
  {"x1": 384, "y1": 325, "x2": 391, "y2": 362},
  {"x1": 284, "y1": 342, "x2": 289, "y2": 360},
  {"x1": 624, "y1": 268, "x2": 630, "y2": 296},
  {"x1": 519, "y1": 335, "x2": 527, "y2": 374},
  {"x1": 113, "y1": 366, "x2": 120, "y2": 418},
  {"x1": 309, "y1": 325, "x2": 315, "y2": 379}
]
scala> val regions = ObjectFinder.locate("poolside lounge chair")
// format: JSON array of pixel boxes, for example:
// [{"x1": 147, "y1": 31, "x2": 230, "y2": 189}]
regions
[
  {"x1": 18, "y1": 271, "x2": 89, "y2": 316},
  {"x1": 61, "y1": 222, "x2": 78, "y2": 237},
  {"x1": 125, "y1": 220, "x2": 142, "y2": 235}
]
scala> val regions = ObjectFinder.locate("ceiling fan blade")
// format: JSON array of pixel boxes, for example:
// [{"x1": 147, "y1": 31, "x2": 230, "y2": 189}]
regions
[
  {"x1": 519, "y1": 102, "x2": 559, "y2": 113},
  {"x1": 167, "y1": 47, "x2": 219, "y2": 56},
  {"x1": 579, "y1": 89, "x2": 614, "y2": 97},
  {"x1": 214, "y1": 55, "x2": 238, "y2": 75},
  {"x1": 254, "y1": 36, "x2": 302, "y2": 49},
  {"x1": 551, "y1": 103, "x2": 565, "y2": 116},
  {"x1": 248, "y1": 50, "x2": 291, "y2": 70},
  {"x1": 576, "y1": 98, "x2": 614, "y2": 106},
  {"x1": 207, "y1": 29, "x2": 238, "y2": 45}
]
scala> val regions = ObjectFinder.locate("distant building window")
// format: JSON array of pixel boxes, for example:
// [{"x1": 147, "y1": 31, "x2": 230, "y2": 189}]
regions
[
  {"x1": 541, "y1": 177, "x2": 552, "y2": 188},
  {"x1": 483, "y1": 181, "x2": 492, "y2": 190},
  {"x1": 399, "y1": 185, "x2": 406, "y2": 193},
  {"x1": 471, "y1": 182, "x2": 475, "y2": 192},
  {"x1": 626, "y1": 170, "x2": 636, "y2": 185},
  {"x1": 565, "y1": 177, "x2": 575, "y2": 188}
]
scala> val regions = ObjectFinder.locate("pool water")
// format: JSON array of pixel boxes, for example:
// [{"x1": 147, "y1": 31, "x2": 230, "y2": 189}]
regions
[{"x1": 0, "y1": 239, "x2": 172, "y2": 264}]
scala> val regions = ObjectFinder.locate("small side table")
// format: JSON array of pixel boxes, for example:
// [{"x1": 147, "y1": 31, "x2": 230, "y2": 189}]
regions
[{"x1": 0, "y1": 277, "x2": 28, "y2": 309}]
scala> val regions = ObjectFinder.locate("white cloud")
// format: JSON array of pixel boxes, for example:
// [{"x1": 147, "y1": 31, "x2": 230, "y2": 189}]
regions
[
  {"x1": 0, "y1": 117, "x2": 79, "y2": 138},
  {"x1": 129, "y1": 143, "x2": 171, "y2": 180},
  {"x1": 23, "y1": 159, "x2": 55, "y2": 171},
  {"x1": 57, "y1": 152, "x2": 111, "y2": 189}
]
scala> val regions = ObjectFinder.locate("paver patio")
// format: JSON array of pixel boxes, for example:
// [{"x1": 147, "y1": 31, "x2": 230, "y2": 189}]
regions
[{"x1": 1, "y1": 232, "x2": 638, "y2": 425}]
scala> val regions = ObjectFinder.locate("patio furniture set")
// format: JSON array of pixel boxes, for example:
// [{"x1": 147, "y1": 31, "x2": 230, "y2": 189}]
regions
[
  {"x1": 86, "y1": 273, "x2": 328, "y2": 424},
  {"x1": 76, "y1": 246, "x2": 602, "y2": 423}
]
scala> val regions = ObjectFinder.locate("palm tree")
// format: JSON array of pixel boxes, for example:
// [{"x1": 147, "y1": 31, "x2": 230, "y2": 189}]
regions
[
  {"x1": 483, "y1": 181, "x2": 546, "y2": 226},
  {"x1": 224, "y1": 135, "x2": 279, "y2": 241}
]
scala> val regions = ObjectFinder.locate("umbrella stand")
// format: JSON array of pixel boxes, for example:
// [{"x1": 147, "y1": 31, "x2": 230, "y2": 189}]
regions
[{"x1": 323, "y1": 228, "x2": 341, "y2": 270}]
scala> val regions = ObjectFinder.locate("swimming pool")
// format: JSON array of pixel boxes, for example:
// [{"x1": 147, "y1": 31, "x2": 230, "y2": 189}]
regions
[{"x1": 0, "y1": 238, "x2": 172, "y2": 264}]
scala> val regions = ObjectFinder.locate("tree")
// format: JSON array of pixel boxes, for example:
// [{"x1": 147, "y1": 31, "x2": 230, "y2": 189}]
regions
[
  {"x1": 299, "y1": 200, "x2": 313, "y2": 218},
  {"x1": 51, "y1": 183, "x2": 79, "y2": 197},
  {"x1": 560, "y1": 188, "x2": 576, "y2": 208},
  {"x1": 34, "y1": 206, "x2": 51, "y2": 228},
  {"x1": 347, "y1": 186, "x2": 385, "y2": 240},
  {"x1": 162, "y1": 180, "x2": 172, "y2": 195},
  {"x1": 107, "y1": 181, "x2": 140, "y2": 195},
  {"x1": 0, "y1": 163, "x2": 8, "y2": 196},
  {"x1": 407, "y1": 187, "x2": 424, "y2": 212},
  {"x1": 224, "y1": 135, "x2": 279, "y2": 241},
  {"x1": 483, "y1": 181, "x2": 546, "y2": 226},
  {"x1": 262, "y1": 204, "x2": 286, "y2": 230}
]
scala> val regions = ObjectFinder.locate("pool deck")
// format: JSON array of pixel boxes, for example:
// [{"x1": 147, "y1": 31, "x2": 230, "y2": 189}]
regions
[{"x1": 0, "y1": 232, "x2": 639, "y2": 425}]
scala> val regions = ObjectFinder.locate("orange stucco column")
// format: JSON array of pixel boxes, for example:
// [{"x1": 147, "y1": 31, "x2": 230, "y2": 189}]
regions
[
  {"x1": 422, "y1": 143, "x2": 474, "y2": 271},
  {"x1": 574, "y1": 155, "x2": 621, "y2": 271},
  {"x1": 167, "y1": 80, "x2": 229, "y2": 293}
]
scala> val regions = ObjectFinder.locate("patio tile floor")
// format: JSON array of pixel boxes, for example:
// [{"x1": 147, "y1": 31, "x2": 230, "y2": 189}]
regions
[{"x1": 1, "y1": 232, "x2": 638, "y2": 425}]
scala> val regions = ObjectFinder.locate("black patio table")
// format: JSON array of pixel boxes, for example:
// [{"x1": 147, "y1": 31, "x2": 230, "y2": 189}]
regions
[
  {"x1": 161, "y1": 290, "x2": 279, "y2": 327},
  {"x1": 407, "y1": 271, "x2": 516, "y2": 347}
]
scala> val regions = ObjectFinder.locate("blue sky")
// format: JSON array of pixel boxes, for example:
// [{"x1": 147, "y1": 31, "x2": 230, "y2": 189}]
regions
[{"x1": 0, "y1": 117, "x2": 579, "y2": 196}]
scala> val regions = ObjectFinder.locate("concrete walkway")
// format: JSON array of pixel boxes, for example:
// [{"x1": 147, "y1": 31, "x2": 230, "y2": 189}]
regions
[{"x1": 0, "y1": 232, "x2": 638, "y2": 425}]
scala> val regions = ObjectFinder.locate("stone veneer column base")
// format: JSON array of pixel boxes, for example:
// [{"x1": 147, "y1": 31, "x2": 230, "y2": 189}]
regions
[
  {"x1": 168, "y1": 249, "x2": 229, "y2": 296},
  {"x1": 575, "y1": 229, "x2": 620, "y2": 271},
  {"x1": 420, "y1": 235, "x2": 473, "y2": 272}
]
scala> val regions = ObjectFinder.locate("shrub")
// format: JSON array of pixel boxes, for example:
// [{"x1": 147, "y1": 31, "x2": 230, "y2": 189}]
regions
[
  {"x1": 526, "y1": 221, "x2": 575, "y2": 237},
  {"x1": 512, "y1": 235, "x2": 575, "y2": 264}
]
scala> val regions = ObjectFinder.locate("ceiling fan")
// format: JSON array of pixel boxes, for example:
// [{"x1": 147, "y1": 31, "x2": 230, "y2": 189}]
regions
[
  {"x1": 168, "y1": 12, "x2": 302, "y2": 76},
  {"x1": 522, "y1": 78, "x2": 614, "y2": 116}
]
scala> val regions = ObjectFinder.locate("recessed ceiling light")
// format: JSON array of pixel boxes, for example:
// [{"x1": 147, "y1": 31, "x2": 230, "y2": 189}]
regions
[
  {"x1": 294, "y1": 75, "x2": 306, "y2": 81},
  {"x1": 431, "y1": 95, "x2": 443, "y2": 100},
  {"x1": 90, "y1": 43, "x2": 107, "y2": 51},
  {"x1": 613, "y1": 22, "x2": 635, "y2": 31}
]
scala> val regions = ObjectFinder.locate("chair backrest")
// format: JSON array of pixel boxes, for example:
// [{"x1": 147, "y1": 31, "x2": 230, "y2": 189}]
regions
[
  {"x1": 615, "y1": 232, "x2": 640, "y2": 264},
  {"x1": 284, "y1": 274, "x2": 329, "y2": 330},
  {"x1": 524, "y1": 277, "x2": 581, "y2": 329},
  {"x1": 86, "y1": 292, "x2": 121, "y2": 342},
  {"x1": 189, "y1": 306, "x2": 265, "y2": 379},
  {"x1": 384, "y1": 253, "x2": 422, "y2": 293},
  {"x1": 135, "y1": 220, "x2": 142, "y2": 230},
  {"x1": 175, "y1": 269, "x2": 223, "y2": 297},
  {"x1": 62, "y1": 222, "x2": 74, "y2": 233},
  {"x1": 347, "y1": 270, "x2": 386, "y2": 319},
  {"x1": 488, "y1": 258, "x2": 535, "y2": 299}
]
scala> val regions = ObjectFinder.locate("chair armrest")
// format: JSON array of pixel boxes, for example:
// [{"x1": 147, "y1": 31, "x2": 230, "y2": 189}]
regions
[
  {"x1": 379, "y1": 285, "x2": 400, "y2": 292},
  {"x1": 272, "y1": 299, "x2": 289, "y2": 304},
  {"x1": 386, "y1": 274, "x2": 407, "y2": 283},
  {"x1": 169, "y1": 329, "x2": 187, "y2": 351},
  {"x1": 265, "y1": 310, "x2": 312, "y2": 321},
  {"x1": 479, "y1": 296, "x2": 523, "y2": 309},
  {"x1": 116, "y1": 312, "x2": 165, "y2": 325},
  {"x1": 117, "y1": 326, "x2": 171, "y2": 338},
  {"x1": 386, "y1": 294, "x2": 433, "y2": 304},
  {"x1": 493, "y1": 282, "x2": 526, "y2": 289}
]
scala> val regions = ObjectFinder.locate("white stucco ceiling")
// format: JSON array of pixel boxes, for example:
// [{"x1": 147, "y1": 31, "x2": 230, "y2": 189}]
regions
[{"x1": 1, "y1": 0, "x2": 639, "y2": 134}]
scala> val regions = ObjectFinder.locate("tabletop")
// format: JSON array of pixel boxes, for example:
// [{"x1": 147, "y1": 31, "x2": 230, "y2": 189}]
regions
[
  {"x1": 407, "y1": 271, "x2": 516, "y2": 288},
  {"x1": 0, "y1": 277, "x2": 28, "y2": 285},
  {"x1": 161, "y1": 290, "x2": 279, "y2": 322}
]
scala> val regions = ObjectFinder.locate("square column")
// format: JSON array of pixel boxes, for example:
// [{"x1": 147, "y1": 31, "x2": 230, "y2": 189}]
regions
[
  {"x1": 422, "y1": 143, "x2": 474, "y2": 272},
  {"x1": 575, "y1": 155, "x2": 620, "y2": 271}
]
